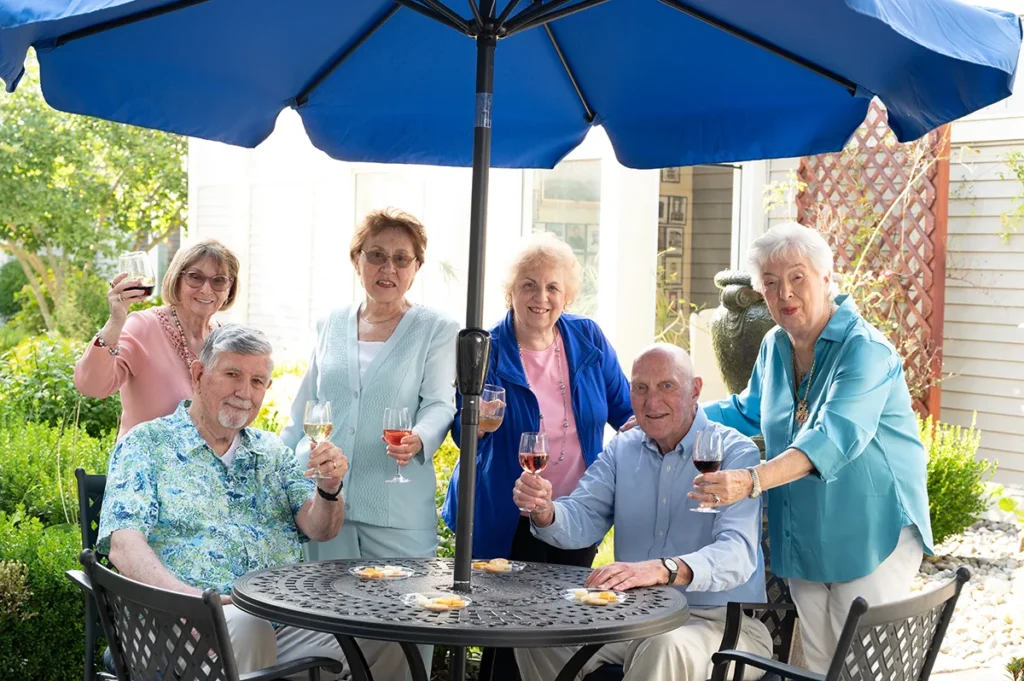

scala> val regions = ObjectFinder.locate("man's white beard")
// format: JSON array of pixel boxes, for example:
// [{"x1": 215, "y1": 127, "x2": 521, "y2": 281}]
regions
[{"x1": 218, "y1": 401, "x2": 252, "y2": 429}]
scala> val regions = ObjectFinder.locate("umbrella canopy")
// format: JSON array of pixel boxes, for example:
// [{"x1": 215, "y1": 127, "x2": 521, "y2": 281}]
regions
[{"x1": 0, "y1": 0, "x2": 1020, "y2": 170}]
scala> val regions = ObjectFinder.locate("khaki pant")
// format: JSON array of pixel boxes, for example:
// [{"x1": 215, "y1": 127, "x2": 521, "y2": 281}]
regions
[
  {"x1": 223, "y1": 604, "x2": 407, "y2": 681},
  {"x1": 789, "y1": 526, "x2": 924, "y2": 673},
  {"x1": 514, "y1": 606, "x2": 773, "y2": 681}
]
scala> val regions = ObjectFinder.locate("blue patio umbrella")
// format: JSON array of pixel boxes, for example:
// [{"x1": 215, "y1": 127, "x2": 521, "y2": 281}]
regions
[{"x1": 0, "y1": 1, "x2": 1018, "y2": 671}]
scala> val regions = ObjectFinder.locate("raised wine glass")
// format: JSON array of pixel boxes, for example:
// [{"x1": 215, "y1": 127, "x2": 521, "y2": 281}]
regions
[
  {"x1": 117, "y1": 251, "x2": 156, "y2": 297},
  {"x1": 479, "y1": 385, "x2": 506, "y2": 433},
  {"x1": 303, "y1": 400, "x2": 333, "y2": 481},
  {"x1": 383, "y1": 407, "x2": 412, "y2": 484},
  {"x1": 517, "y1": 432, "x2": 548, "y2": 513},
  {"x1": 691, "y1": 430, "x2": 723, "y2": 514}
]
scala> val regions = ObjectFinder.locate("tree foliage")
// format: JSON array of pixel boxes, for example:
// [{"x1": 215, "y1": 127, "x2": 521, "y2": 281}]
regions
[{"x1": 0, "y1": 53, "x2": 186, "y2": 329}]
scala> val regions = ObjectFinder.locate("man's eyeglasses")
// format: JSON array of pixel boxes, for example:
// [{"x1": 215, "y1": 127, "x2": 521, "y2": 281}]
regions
[
  {"x1": 361, "y1": 249, "x2": 417, "y2": 269},
  {"x1": 183, "y1": 270, "x2": 233, "y2": 292}
]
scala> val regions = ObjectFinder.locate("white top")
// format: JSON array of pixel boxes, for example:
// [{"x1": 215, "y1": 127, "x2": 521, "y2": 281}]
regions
[
  {"x1": 358, "y1": 341, "x2": 386, "y2": 381},
  {"x1": 220, "y1": 434, "x2": 241, "y2": 467}
]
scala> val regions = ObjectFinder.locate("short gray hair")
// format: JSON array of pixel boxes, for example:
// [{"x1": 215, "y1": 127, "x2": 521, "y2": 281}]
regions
[
  {"x1": 746, "y1": 221, "x2": 838, "y2": 297},
  {"x1": 503, "y1": 231, "x2": 583, "y2": 308},
  {"x1": 199, "y1": 324, "x2": 274, "y2": 372}
]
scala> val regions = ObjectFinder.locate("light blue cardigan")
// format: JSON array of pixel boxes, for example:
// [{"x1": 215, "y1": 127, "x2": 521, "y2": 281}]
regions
[{"x1": 281, "y1": 303, "x2": 459, "y2": 531}]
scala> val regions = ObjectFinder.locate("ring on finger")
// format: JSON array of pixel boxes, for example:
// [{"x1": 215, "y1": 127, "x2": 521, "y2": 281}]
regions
[{"x1": 712, "y1": 494, "x2": 721, "y2": 505}]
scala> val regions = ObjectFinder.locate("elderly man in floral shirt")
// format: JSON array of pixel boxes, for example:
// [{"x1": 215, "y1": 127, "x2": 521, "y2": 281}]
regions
[{"x1": 97, "y1": 324, "x2": 403, "y2": 680}]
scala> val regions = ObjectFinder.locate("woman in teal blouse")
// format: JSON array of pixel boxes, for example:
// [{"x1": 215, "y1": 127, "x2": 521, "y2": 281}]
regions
[{"x1": 696, "y1": 222, "x2": 934, "y2": 674}]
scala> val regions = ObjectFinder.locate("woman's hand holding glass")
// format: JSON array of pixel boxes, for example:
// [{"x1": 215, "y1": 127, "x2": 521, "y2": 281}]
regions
[{"x1": 477, "y1": 385, "x2": 506, "y2": 437}]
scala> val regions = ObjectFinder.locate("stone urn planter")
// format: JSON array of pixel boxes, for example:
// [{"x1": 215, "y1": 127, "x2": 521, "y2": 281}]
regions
[{"x1": 709, "y1": 270, "x2": 776, "y2": 395}]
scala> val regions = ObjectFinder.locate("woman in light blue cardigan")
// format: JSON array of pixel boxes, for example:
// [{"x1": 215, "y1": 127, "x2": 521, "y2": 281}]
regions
[{"x1": 282, "y1": 209, "x2": 458, "y2": 564}]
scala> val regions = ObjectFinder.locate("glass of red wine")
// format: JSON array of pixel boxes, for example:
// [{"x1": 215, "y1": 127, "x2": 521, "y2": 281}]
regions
[
  {"x1": 118, "y1": 251, "x2": 156, "y2": 298},
  {"x1": 517, "y1": 432, "x2": 548, "y2": 512},
  {"x1": 384, "y1": 407, "x2": 412, "y2": 484},
  {"x1": 691, "y1": 430, "x2": 723, "y2": 514}
]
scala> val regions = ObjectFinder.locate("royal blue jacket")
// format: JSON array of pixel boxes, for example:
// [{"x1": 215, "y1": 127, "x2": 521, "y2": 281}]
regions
[{"x1": 441, "y1": 312, "x2": 633, "y2": 559}]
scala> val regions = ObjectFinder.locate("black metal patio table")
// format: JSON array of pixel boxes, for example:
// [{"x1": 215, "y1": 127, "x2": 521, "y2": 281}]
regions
[{"x1": 232, "y1": 557, "x2": 689, "y2": 681}]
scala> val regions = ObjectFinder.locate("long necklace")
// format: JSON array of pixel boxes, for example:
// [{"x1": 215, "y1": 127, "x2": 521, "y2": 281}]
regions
[
  {"x1": 169, "y1": 306, "x2": 200, "y2": 369},
  {"x1": 793, "y1": 354, "x2": 817, "y2": 427},
  {"x1": 792, "y1": 304, "x2": 836, "y2": 427},
  {"x1": 518, "y1": 333, "x2": 569, "y2": 465}
]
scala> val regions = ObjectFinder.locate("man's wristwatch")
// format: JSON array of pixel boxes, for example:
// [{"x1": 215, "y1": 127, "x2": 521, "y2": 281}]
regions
[
  {"x1": 661, "y1": 557, "x2": 679, "y2": 585},
  {"x1": 317, "y1": 482, "x2": 343, "y2": 502},
  {"x1": 747, "y1": 466, "x2": 762, "y2": 498}
]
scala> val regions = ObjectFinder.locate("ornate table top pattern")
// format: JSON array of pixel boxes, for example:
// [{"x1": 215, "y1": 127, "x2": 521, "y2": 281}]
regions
[{"x1": 232, "y1": 558, "x2": 689, "y2": 648}]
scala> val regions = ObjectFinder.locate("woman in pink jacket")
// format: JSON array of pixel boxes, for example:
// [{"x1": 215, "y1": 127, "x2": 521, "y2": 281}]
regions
[{"x1": 74, "y1": 240, "x2": 240, "y2": 439}]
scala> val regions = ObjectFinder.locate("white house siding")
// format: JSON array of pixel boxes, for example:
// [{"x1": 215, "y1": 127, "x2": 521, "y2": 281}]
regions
[{"x1": 689, "y1": 166, "x2": 736, "y2": 311}]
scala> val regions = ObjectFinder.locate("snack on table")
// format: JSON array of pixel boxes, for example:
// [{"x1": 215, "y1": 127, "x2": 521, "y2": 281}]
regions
[
  {"x1": 566, "y1": 588, "x2": 624, "y2": 605},
  {"x1": 351, "y1": 565, "x2": 411, "y2": 579},
  {"x1": 472, "y1": 557, "x2": 519, "y2": 573},
  {"x1": 409, "y1": 593, "x2": 471, "y2": 611}
]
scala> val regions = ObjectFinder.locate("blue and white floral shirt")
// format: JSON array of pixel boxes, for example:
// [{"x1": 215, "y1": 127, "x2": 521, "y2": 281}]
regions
[{"x1": 97, "y1": 400, "x2": 315, "y2": 594}]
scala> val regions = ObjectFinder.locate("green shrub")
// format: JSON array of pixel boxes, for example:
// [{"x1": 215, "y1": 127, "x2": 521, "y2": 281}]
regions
[
  {"x1": 0, "y1": 333, "x2": 121, "y2": 437},
  {"x1": 920, "y1": 414, "x2": 994, "y2": 546},
  {"x1": 0, "y1": 322, "x2": 29, "y2": 353},
  {"x1": 252, "y1": 360, "x2": 307, "y2": 435},
  {"x1": 434, "y1": 436, "x2": 458, "y2": 559},
  {"x1": 0, "y1": 559, "x2": 34, "y2": 625},
  {"x1": 0, "y1": 421, "x2": 113, "y2": 526},
  {"x1": 0, "y1": 259, "x2": 29, "y2": 320},
  {"x1": 0, "y1": 509, "x2": 86, "y2": 681}
]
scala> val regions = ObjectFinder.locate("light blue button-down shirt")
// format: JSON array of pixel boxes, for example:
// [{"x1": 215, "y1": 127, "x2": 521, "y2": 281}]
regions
[
  {"x1": 532, "y1": 407, "x2": 765, "y2": 610},
  {"x1": 703, "y1": 294, "x2": 934, "y2": 584}
]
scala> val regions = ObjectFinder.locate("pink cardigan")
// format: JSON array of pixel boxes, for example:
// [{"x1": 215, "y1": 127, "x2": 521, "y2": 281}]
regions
[{"x1": 74, "y1": 307, "x2": 193, "y2": 439}]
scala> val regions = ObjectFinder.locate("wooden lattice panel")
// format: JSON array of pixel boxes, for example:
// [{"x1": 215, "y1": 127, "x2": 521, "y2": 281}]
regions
[{"x1": 796, "y1": 101, "x2": 949, "y2": 417}]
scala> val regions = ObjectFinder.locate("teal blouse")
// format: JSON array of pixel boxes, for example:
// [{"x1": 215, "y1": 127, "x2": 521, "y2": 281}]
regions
[{"x1": 703, "y1": 295, "x2": 933, "y2": 583}]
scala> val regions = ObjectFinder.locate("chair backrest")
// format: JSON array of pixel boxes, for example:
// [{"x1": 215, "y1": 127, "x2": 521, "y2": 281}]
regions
[
  {"x1": 79, "y1": 549, "x2": 242, "y2": 681},
  {"x1": 75, "y1": 468, "x2": 107, "y2": 554},
  {"x1": 759, "y1": 504, "x2": 797, "y2": 662},
  {"x1": 827, "y1": 567, "x2": 970, "y2": 681}
]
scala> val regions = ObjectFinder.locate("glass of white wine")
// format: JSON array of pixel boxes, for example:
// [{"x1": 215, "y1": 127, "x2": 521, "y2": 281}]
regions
[{"x1": 303, "y1": 400, "x2": 333, "y2": 480}]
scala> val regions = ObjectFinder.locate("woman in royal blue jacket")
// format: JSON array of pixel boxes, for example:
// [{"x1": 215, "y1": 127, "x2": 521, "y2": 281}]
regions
[{"x1": 442, "y1": 233, "x2": 633, "y2": 567}]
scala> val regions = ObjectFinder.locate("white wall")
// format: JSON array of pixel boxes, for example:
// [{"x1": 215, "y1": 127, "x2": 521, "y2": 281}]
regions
[{"x1": 188, "y1": 113, "x2": 658, "y2": 373}]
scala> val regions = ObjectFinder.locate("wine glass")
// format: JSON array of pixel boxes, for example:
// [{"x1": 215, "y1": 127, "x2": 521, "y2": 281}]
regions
[
  {"x1": 384, "y1": 407, "x2": 412, "y2": 484},
  {"x1": 517, "y1": 432, "x2": 548, "y2": 512},
  {"x1": 479, "y1": 385, "x2": 506, "y2": 433},
  {"x1": 303, "y1": 401, "x2": 333, "y2": 480},
  {"x1": 118, "y1": 251, "x2": 156, "y2": 297},
  {"x1": 691, "y1": 430, "x2": 723, "y2": 514}
]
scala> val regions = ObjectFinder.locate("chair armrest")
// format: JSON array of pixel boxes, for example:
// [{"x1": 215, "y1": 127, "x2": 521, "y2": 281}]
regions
[
  {"x1": 719, "y1": 601, "x2": 797, "y2": 651},
  {"x1": 65, "y1": 569, "x2": 93, "y2": 594},
  {"x1": 240, "y1": 656, "x2": 344, "y2": 681},
  {"x1": 711, "y1": 650, "x2": 825, "y2": 681}
]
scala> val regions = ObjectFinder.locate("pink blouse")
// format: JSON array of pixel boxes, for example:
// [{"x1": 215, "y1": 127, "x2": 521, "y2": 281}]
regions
[
  {"x1": 74, "y1": 307, "x2": 194, "y2": 439},
  {"x1": 520, "y1": 338, "x2": 586, "y2": 504}
]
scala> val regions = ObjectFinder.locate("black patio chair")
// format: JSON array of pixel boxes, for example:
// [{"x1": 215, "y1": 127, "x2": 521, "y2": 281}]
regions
[
  {"x1": 67, "y1": 467, "x2": 108, "y2": 681},
  {"x1": 710, "y1": 567, "x2": 971, "y2": 681},
  {"x1": 79, "y1": 549, "x2": 343, "y2": 681}
]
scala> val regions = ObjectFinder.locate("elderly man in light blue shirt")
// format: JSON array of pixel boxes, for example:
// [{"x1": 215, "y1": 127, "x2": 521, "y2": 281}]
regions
[{"x1": 512, "y1": 343, "x2": 772, "y2": 681}]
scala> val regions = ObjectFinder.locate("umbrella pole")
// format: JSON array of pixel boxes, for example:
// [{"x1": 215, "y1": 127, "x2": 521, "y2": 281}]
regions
[{"x1": 451, "y1": 21, "x2": 497, "y2": 681}]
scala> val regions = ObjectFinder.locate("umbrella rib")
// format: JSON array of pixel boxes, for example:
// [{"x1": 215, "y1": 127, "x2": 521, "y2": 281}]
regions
[
  {"x1": 543, "y1": 24, "x2": 595, "y2": 123},
  {"x1": 496, "y1": 0, "x2": 525, "y2": 29},
  {"x1": 54, "y1": 0, "x2": 212, "y2": 47},
  {"x1": 468, "y1": 0, "x2": 485, "y2": 31},
  {"x1": 294, "y1": 4, "x2": 402, "y2": 107},
  {"x1": 503, "y1": 0, "x2": 576, "y2": 33},
  {"x1": 657, "y1": 0, "x2": 858, "y2": 96},
  {"x1": 504, "y1": 0, "x2": 610, "y2": 36},
  {"x1": 412, "y1": 0, "x2": 475, "y2": 35}
]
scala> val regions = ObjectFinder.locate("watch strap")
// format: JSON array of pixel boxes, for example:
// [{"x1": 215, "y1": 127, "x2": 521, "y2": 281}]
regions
[{"x1": 316, "y1": 483, "x2": 342, "y2": 501}]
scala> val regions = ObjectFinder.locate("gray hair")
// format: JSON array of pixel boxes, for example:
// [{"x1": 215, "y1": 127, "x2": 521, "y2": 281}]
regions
[
  {"x1": 746, "y1": 221, "x2": 838, "y2": 297},
  {"x1": 503, "y1": 231, "x2": 583, "y2": 308},
  {"x1": 199, "y1": 324, "x2": 274, "y2": 372}
]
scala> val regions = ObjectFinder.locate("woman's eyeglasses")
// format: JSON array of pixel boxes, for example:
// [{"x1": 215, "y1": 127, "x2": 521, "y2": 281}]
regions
[
  {"x1": 183, "y1": 270, "x2": 233, "y2": 292},
  {"x1": 361, "y1": 249, "x2": 417, "y2": 269}
]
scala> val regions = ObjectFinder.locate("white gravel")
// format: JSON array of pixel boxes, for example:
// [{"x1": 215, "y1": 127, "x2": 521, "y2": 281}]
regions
[{"x1": 911, "y1": 508, "x2": 1024, "y2": 673}]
